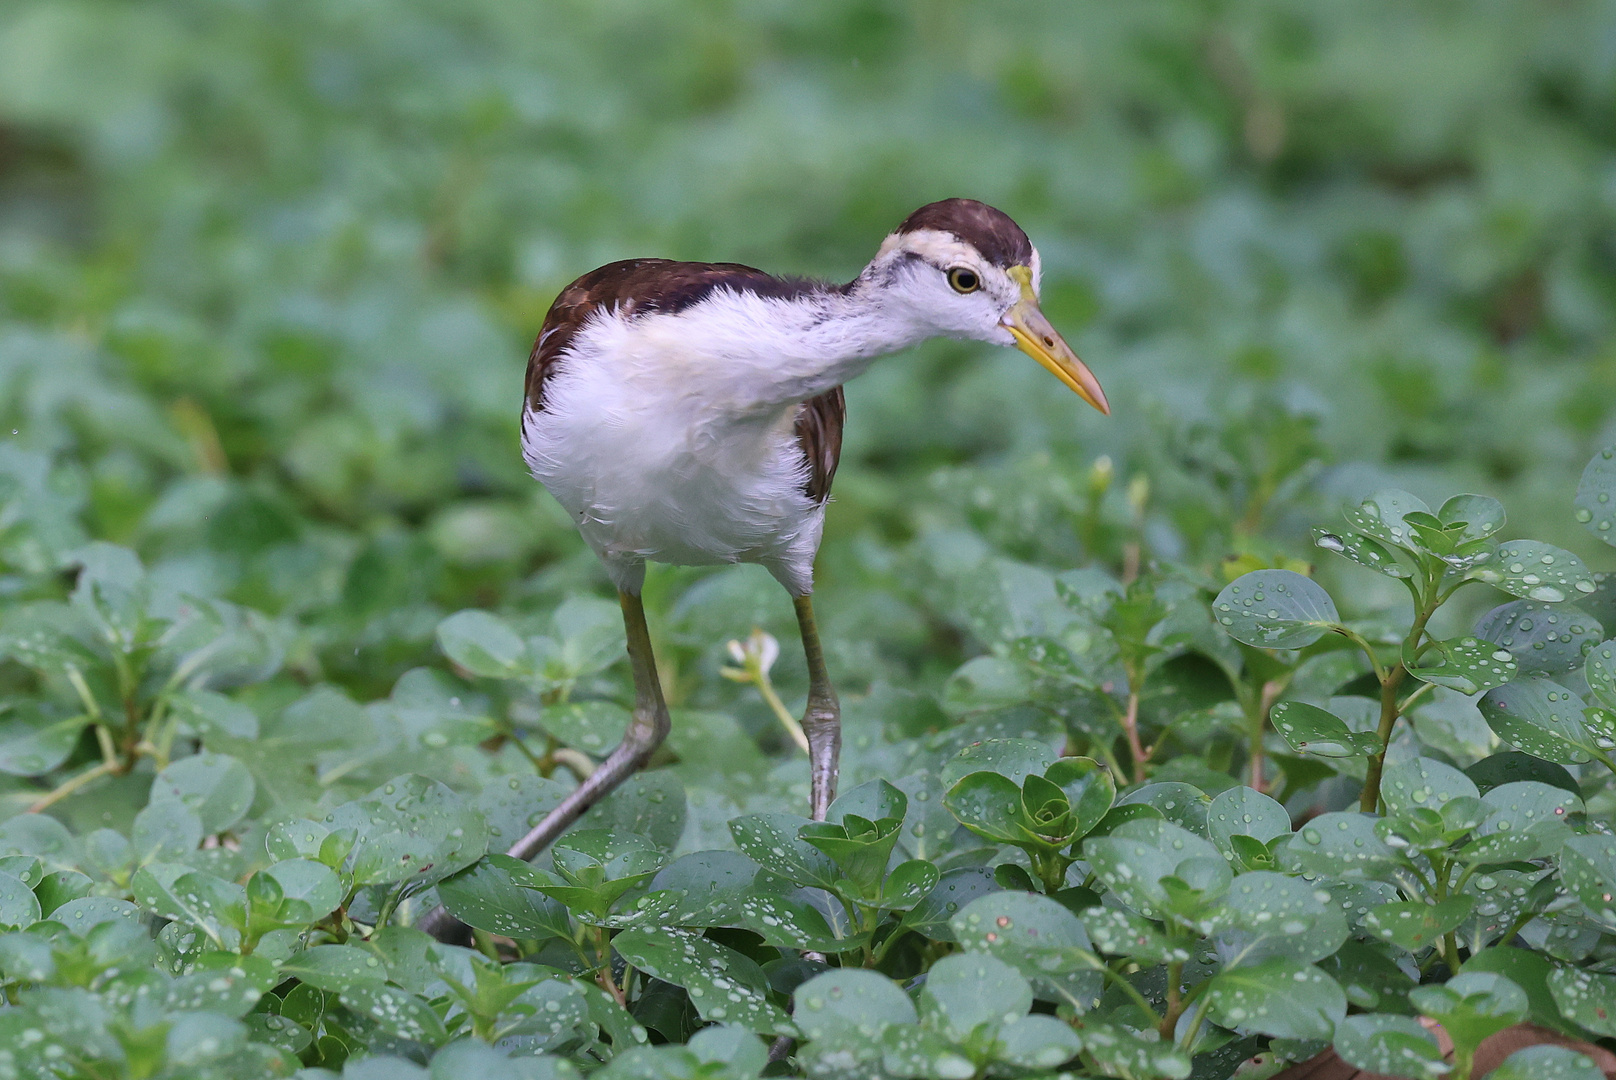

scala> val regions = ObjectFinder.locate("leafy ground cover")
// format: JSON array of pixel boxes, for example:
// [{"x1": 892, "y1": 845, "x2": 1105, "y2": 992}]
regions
[{"x1": 7, "y1": 1, "x2": 1616, "y2": 1078}]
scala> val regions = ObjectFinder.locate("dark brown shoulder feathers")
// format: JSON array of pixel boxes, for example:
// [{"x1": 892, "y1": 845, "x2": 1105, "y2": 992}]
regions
[
  {"x1": 895, "y1": 198, "x2": 1034, "y2": 269},
  {"x1": 523, "y1": 259, "x2": 837, "y2": 414},
  {"x1": 794, "y1": 387, "x2": 845, "y2": 504}
]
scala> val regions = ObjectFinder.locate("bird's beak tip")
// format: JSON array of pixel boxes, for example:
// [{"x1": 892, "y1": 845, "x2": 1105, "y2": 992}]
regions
[{"x1": 1000, "y1": 301, "x2": 1110, "y2": 416}]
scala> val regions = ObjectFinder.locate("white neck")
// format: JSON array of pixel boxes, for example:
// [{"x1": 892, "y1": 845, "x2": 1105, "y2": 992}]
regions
[{"x1": 622, "y1": 277, "x2": 929, "y2": 414}]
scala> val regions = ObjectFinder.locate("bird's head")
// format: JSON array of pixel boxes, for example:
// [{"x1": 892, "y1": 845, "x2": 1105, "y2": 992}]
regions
[{"x1": 862, "y1": 198, "x2": 1108, "y2": 415}]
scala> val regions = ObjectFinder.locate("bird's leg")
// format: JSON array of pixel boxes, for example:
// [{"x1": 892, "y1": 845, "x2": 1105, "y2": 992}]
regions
[
  {"x1": 416, "y1": 591, "x2": 669, "y2": 941},
  {"x1": 794, "y1": 594, "x2": 841, "y2": 821},
  {"x1": 505, "y1": 589, "x2": 672, "y2": 861}
]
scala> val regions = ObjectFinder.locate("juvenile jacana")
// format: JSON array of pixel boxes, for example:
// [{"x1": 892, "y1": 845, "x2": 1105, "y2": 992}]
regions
[{"x1": 507, "y1": 198, "x2": 1106, "y2": 862}]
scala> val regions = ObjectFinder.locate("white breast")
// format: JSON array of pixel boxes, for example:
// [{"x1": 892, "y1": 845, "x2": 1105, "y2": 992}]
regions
[{"x1": 520, "y1": 305, "x2": 828, "y2": 596}]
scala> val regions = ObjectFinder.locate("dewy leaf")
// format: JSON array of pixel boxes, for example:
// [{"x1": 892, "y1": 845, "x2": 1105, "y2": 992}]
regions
[
  {"x1": 1380, "y1": 757, "x2": 1480, "y2": 816},
  {"x1": 1203, "y1": 957, "x2": 1346, "y2": 1040},
  {"x1": 1314, "y1": 529, "x2": 1412, "y2": 578},
  {"x1": 1546, "y1": 967, "x2": 1616, "y2": 1038},
  {"x1": 1404, "y1": 637, "x2": 1517, "y2": 696},
  {"x1": 1476, "y1": 603, "x2": 1602, "y2": 678},
  {"x1": 1361, "y1": 896, "x2": 1476, "y2": 951},
  {"x1": 943, "y1": 771, "x2": 1028, "y2": 846},
  {"x1": 0, "y1": 709, "x2": 87, "y2": 778},
  {"x1": 1271, "y1": 701, "x2": 1382, "y2": 758},
  {"x1": 827, "y1": 778, "x2": 907, "y2": 825},
  {"x1": 1283, "y1": 812, "x2": 1406, "y2": 880},
  {"x1": 612, "y1": 927, "x2": 791, "y2": 1035},
  {"x1": 1466, "y1": 541, "x2": 1597, "y2": 604},
  {"x1": 1409, "y1": 972, "x2": 1528, "y2": 1050},
  {"x1": 435, "y1": 854, "x2": 573, "y2": 939},
  {"x1": 149, "y1": 753, "x2": 256, "y2": 835},
  {"x1": 325, "y1": 775, "x2": 490, "y2": 889},
  {"x1": 1215, "y1": 871, "x2": 1349, "y2": 966},
  {"x1": 921, "y1": 952, "x2": 1032, "y2": 1040},
  {"x1": 1479, "y1": 680, "x2": 1596, "y2": 765},
  {"x1": 899, "y1": 866, "x2": 999, "y2": 943},
  {"x1": 939, "y1": 738, "x2": 1056, "y2": 789},
  {"x1": 1345, "y1": 491, "x2": 1432, "y2": 552},
  {"x1": 1440, "y1": 495, "x2": 1507, "y2": 542},
  {"x1": 435, "y1": 609, "x2": 533, "y2": 679},
  {"x1": 1213, "y1": 570, "x2": 1341, "y2": 650},
  {"x1": 1558, "y1": 835, "x2": 1616, "y2": 930},
  {"x1": 1206, "y1": 786, "x2": 1292, "y2": 861},
  {"x1": 1582, "y1": 638, "x2": 1616, "y2": 712},
  {"x1": 1576, "y1": 445, "x2": 1616, "y2": 548},
  {"x1": 728, "y1": 813, "x2": 839, "y2": 892},
  {"x1": 1489, "y1": 1045, "x2": 1607, "y2": 1080},
  {"x1": 952, "y1": 891, "x2": 1105, "y2": 1012},
  {"x1": 793, "y1": 968, "x2": 916, "y2": 1041},
  {"x1": 1332, "y1": 1014, "x2": 1448, "y2": 1080},
  {"x1": 340, "y1": 983, "x2": 447, "y2": 1044}
]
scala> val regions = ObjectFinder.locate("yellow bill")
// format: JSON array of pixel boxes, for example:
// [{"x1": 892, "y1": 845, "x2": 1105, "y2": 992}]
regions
[{"x1": 1003, "y1": 266, "x2": 1109, "y2": 415}]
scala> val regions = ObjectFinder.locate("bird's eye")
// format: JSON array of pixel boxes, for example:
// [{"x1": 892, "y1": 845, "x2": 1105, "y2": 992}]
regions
[{"x1": 947, "y1": 267, "x2": 980, "y2": 294}]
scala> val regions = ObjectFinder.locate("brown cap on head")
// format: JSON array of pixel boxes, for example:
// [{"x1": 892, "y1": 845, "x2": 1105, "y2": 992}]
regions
[{"x1": 895, "y1": 198, "x2": 1035, "y2": 268}]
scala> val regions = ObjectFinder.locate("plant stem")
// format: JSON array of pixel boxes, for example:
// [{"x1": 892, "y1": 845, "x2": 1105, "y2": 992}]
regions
[
  {"x1": 28, "y1": 760, "x2": 119, "y2": 813},
  {"x1": 1247, "y1": 677, "x2": 1288, "y2": 793},
  {"x1": 754, "y1": 665, "x2": 809, "y2": 754},
  {"x1": 1121, "y1": 683, "x2": 1149, "y2": 784},
  {"x1": 1158, "y1": 960, "x2": 1184, "y2": 1039},
  {"x1": 1360, "y1": 599, "x2": 1435, "y2": 812}
]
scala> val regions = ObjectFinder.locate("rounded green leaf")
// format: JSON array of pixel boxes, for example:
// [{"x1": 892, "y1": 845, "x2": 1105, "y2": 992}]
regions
[
  {"x1": 435, "y1": 854, "x2": 573, "y2": 939},
  {"x1": 952, "y1": 891, "x2": 1104, "y2": 1012},
  {"x1": 340, "y1": 983, "x2": 447, "y2": 1044},
  {"x1": 1477, "y1": 603, "x2": 1601, "y2": 678},
  {"x1": 0, "y1": 871, "x2": 41, "y2": 930},
  {"x1": 1467, "y1": 542, "x2": 1596, "y2": 604},
  {"x1": 1479, "y1": 679, "x2": 1595, "y2": 765},
  {"x1": 614, "y1": 927, "x2": 790, "y2": 1034},
  {"x1": 1346, "y1": 491, "x2": 1432, "y2": 552},
  {"x1": 1271, "y1": 700, "x2": 1381, "y2": 758},
  {"x1": 1581, "y1": 638, "x2": 1616, "y2": 713},
  {"x1": 1207, "y1": 786, "x2": 1292, "y2": 860},
  {"x1": 1559, "y1": 834, "x2": 1616, "y2": 928},
  {"x1": 0, "y1": 710, "x2": 88, "y2": 778},
  {"x1": 940, "y1": 738, "x2": 1055, "y2": 789},
  {"x1": 1489, "y1": 1045, "x2": 1607, "y2": 1080},
  {"x1": 435, "y1": 609, "x2": 532, "y2": 679},
  {"x1": 1117, "y1": 782, "x2": 1209, "y2": 836},
  {"x1": 1441, "y1": 495, "x2": 1507, "y2": 541},
  {"x1": 1576, "y1": 445, "x2": 1616, "y2": 548},
  {"x1": 1213, "y1": 570, "x2": 1341, "y2": 649},
  {"x1": 1362, "y1": 896, "x2": 1476, "y2": 951},
  {"x1": 1044, "y1": 756, "x2": 1115, "y2": 840},
  {"x1": 899, "y1": 866, "x2": 999, "y2": 943},
  {"x1": 280, "y1": 944, "x2": 388, "y2": 992},
  {"x1": 996, "y1": 1013, "x2": 1083, "y2": 1071},
  {"x1": 1405, "y1": 636, "x2": 1517, "y2": 696},
  {"x1": 1217, "y1": 871, "x2": 1348, "y2": 965},
  {"x1": 943, "y1": 771, "x2": 1028, "y2": 845},
  {"x1": 150, "y1": 752, "x2": 255, "y2": 835},
  {"x1": 1283, "y1": 812, "x2": 1405, "y2": 880},
  {"x1": 1314, "y1": 529, "x2": 1412, "y2": 578},
  {"x1": 1381, "y1": 757, "x2": 1479, "y2": 816},
  {"x1": 538, "y1": 701, "x2": 627, "y2": 755},
  {"x1": 1333, "y1": 1014, "x2": 1447, "y2": 1080},
  {"x1": 921, "y1": 952, "x2": 1032, "y2": 1038},
  {"x1": 1547, "y1": 967, "x2": 1616, "y2": 1038},
  {"x1": 793, "y1": 968, "x2": 916, "y2": 1040},
  {"x1": 1204, "y1": 957, "x2": 1346, "y2": 1039}
]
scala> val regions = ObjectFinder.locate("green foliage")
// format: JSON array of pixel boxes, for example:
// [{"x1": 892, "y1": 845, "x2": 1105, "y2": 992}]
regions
[{"x1": 5, "y1": 0, "x2": 1616, "y2": 1076}]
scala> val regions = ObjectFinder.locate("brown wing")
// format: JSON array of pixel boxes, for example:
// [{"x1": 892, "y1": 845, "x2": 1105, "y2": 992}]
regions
[
  {"x1": 794, "y1": 386, "x2": 845, "y2": 504},
  {"x1": 524, "y1": 258, "x2": 839, "y2": 414}
]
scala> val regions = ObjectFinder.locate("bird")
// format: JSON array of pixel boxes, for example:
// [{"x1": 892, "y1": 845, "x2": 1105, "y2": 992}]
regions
[{"x1": 494, "y1": 199, "x2": 1106, "y2": 867}]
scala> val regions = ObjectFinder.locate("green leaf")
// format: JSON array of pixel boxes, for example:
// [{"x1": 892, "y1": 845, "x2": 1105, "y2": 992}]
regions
[
  {"x1": 280, "y1": 944, "x2": 389, "y2": 992},
  {"x1": 920, "y1": 952, "x2": 1032, "y2": 1039},
  {"x1": 1405, "y1": 637, "x2": 1517, "y2": 696},
  {"x1": 579, "y1": 768, "x2": 686, "y2": 852},
  {"x1": 951, "y1": 890, "x2": 1105, "y2": 1012},
  {"x1": 898, "y1": 866, "x2": 999, "y2": 943},
  {"x1": 435, "y1": 854, "x2": 572, "y2": 939},
  {"x1": 326, "y1": 774, "x2": 490, "y2": 888},
  {"x1": 166, "y1": 953, "x2": 277, "y2": 1016},
  {"x1": 996, "y1": 1013, "x2": 1084, "y2": 1071},
  {"x1": 1213, "y1": 570, "x2": 1341, "y2": 649},
  {"x1": 1207, "y1": 786, "x2": 1292, "y2": 861},
  {"x1": 1117, "y1": 782, "x2": 1210, "y2": 836},
  {"x1": 792, "y1": 968, "x2": 916, "y2": 1039},
  {"x1": 0, "y1": 709, "x2": 88, "y2": 777},
  {"x1": 1345, "y1": 491, "x2": 1432, "y2": 552},
  {"x1": 1581, "y1": 638, "x2": 1616, "y2": 712},
  {"x1": 538, "y1": 701, "x2": 627, "y2": 756},
  {"x1": 1203, "y1": 957, "x2": 1346, "y2": 1039},
  {"x1": 1270, "y1": 701, "x2": 1381, "y2": 758},
  {"x1": 340, "y1": 982, "x2": 448, "y2": 1044},
  {"x1": 1321, "y1": 940, "x2": 1417, "y2": 1011},
  {"x1": 1381, "y1": 757, "x2": 1480, "y2": 816},
  {"x1": 1462, "y1": 782, "x2": 1583, "y2": 863},
  {"x1": 879, "y1": 859, "x2": 938, "y2": 911},
  {"x1": 1409, "y1": 972, "x2": 1528, "y2": 1052},
  {"x1": 1547, "y1": 966, "x2": 1616, "y2": 1038},
  {"x1": 1045, "y1": 756, "x2": 1115, "y2": 840},
  {"x1": 0, "y1": 871, "x2": 41, "y2": 930},
  {"x1": 1575, "y1": 445, "x2": 1616, "y2": 548},
  {"x1": 1477, "y1": 603, "x2": 1602, "y2": 678},
  {"x1": 612, "y1": 927, "x2": 791, "y2": 1034},
  {"x1": 1488, "y1": 1046, "x2": 1607, "y2": 1080},
  {"x1": 149, "y1": 752, "x2": 256, "y2": 834},
  {"x1": 1283, "y1": 812, "x2": 1406, "y2": 880},
  {"x1": 1479, "y1": 679, "x2": 1597, "y2": 765},
  {"x1": 1466, "y1": 542, "x2": 1596, "y2": 604},
  {"x1": 435, "y1": 610, "x2": 532, "y2": 679},
  {"x1": 1441, "y1": 495, "x2": 1508, "y2": 542},
  {"x1": 1362, "y1": 896, "x2": 1476, "y2": 951},
  {"x1": 1216, "y1": 870, "x2": 1349, "y2": 965},
  {"x1": 1559, "y1": 835, "x2": 1616, "y2": 929},
  {"x1": 1082, "y1": 904, "x2": 1189, "y2": 963},
  {"x1": 1332, "y1": 1014, "x2": 1448, "y2": 1080},
  {"x1": 1073, "y1": 1018, "x2": 1191, "y2": 1079},
  {"x1": 1314, "y1": 529, "x2": 1412, "y2": 578},
  {"x1": 940, "y1": 738, "x2": 1055, "y2": 789},
  {"x1": 728, "y1": 813, "x2": 838, "y2": 891},
  {"x1": 943, "y1": 771, "x2": 1028, "y2": 846},
  {"x1": 1461, "y1": 948, "x2": 1571, "y2": 1033},
  {"x1": 827, "y1": 778, "x2": 907, "y2": 825}
]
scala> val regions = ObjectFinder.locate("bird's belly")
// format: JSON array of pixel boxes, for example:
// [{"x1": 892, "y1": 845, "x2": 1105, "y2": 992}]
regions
[{"x1": 522, "y1": 401, "x2": 819, "y2": 570}]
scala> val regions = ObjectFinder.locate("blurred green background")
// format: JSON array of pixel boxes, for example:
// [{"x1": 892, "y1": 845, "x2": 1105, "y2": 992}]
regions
[{"x1": 3, "y1": 0, "x2": 1616, "y2": 777}]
